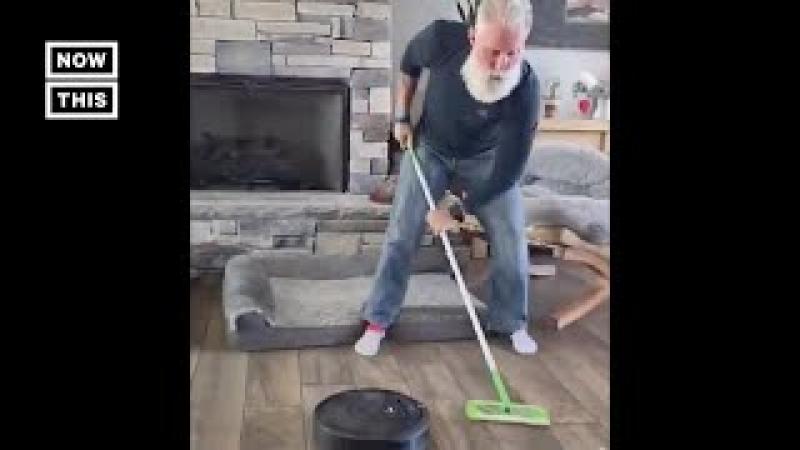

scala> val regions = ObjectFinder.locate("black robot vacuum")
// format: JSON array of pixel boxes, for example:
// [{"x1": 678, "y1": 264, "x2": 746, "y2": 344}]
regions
[{"x1": 313, "y1": 388, "x2": 430, "y2": 450}]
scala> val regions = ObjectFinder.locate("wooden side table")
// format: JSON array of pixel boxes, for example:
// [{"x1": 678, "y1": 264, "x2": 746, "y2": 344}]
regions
[{"x1": 536, "y1": 119, "x2": 610, "y2": 154}]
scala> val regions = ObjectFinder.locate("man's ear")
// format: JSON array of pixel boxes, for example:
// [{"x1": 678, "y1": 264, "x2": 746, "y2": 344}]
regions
[{"x1": 468, "y1": 27, "x2": 476, "y2": 46}]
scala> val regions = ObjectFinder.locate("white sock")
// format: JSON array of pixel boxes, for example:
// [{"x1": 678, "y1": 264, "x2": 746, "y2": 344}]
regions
[
  {"x1": 354, "y1": 329, "x2": 385, "y2": 356},
  {"x1": 511, "y1": 328, "x2": 538, "y2": 355}
]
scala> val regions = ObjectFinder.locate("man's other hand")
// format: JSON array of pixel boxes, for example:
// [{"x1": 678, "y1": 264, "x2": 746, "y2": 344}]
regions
[
  {"x1": 426, "y1": 209, "x2": 460, "y2": 235},
  {"x1": 394, "y1": 122, "x2": 412, "y2": 150}
]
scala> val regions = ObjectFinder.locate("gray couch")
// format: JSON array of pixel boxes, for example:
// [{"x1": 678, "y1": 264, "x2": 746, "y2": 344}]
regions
[{"x1": 520, "y1": 143, "x2": 610, "y2": 245}]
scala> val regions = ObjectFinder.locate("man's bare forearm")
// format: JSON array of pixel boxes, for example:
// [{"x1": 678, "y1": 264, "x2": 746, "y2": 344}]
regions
[{"x1": 394, "y1": 73, "x2": 417, "y2": 121}]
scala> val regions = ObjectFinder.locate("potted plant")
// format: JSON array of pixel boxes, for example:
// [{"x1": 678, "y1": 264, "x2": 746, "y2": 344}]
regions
[{"x1": 573, "y1": 72, "x2": 609, "y2": 119}]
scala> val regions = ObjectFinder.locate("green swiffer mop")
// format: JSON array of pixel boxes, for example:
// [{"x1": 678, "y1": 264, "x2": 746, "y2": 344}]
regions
[{"x1": 407, "y1": 141, "x2": 551, "y2": 426}]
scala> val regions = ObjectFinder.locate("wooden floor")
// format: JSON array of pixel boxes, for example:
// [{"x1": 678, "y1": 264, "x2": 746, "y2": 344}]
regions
[{"x1": 190, "y1": 274, "x2": 610, "y2": 450}]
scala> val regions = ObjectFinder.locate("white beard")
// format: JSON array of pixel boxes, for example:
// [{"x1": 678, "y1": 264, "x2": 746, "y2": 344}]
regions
[{"x1": 460, "y1": 52, "x2": 522, "y2": 104}]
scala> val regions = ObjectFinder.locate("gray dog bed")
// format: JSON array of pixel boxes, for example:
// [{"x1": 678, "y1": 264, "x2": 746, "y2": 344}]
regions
[{"x1": 222, "y1": 252, "x2": 488, "y2": 350}]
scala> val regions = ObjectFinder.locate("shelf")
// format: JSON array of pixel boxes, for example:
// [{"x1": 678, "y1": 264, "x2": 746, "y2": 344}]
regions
[{"x1": 539, "y1": 119, "x2": 609, "y2": 132}]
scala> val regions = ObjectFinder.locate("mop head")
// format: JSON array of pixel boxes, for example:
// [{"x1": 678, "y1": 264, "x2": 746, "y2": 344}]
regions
[{"x1": 465, "y1": 400, "x2": 551, "y2": 426}]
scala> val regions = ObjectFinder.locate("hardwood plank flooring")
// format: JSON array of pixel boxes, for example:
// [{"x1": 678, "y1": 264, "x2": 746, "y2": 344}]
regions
[{"x1": 189, "y1": 274, "x2": 610, "y2": 449}]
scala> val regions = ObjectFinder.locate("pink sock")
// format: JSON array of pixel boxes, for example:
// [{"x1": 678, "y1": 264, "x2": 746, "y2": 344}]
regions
[{"x1": 366, "y1": 323, "x2": 384, "y2": 333}]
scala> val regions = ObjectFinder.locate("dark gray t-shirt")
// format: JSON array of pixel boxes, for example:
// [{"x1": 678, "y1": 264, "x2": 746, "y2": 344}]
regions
[{"x1": 401, "y1": 19, "x2": 540, "y2": 209}]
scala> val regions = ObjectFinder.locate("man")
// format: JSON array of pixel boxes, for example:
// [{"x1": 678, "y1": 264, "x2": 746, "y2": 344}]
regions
[{"x1": 355, "y1": 0, "x2": 540, "y2": 356}]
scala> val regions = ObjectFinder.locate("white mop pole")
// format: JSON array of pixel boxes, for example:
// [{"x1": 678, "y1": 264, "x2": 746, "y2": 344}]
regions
[{"x1": 406, "y1": 143, "x2": 503, "y2": 381}]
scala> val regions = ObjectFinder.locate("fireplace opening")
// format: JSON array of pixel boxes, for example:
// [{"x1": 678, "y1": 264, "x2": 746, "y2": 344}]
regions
[{"x1": 190, "y1": 74, "x2": 349, "y2": 192}]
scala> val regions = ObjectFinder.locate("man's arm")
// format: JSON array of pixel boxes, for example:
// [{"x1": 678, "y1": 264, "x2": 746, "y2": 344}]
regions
[
  {"x1": 392, "y1": 73, "x2": 417, "y2": 149},
  {"x1": 395, "y1": 20, "x2": 443, "y2": 147},
  {"x1": 394, "y1": 73, "x2": 417, "y2": 123},
  {"x1": 400, "y1": 20, "x2": 444, "y2": 78},
  {"x1": 395, "y1": 20, "x2": 459, "y2": 131}
]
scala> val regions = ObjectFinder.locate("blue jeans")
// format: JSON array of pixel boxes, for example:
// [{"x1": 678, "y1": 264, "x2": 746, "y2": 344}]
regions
[{"x1": 360, "y1": 138, "x2": 530, "y2": 334}]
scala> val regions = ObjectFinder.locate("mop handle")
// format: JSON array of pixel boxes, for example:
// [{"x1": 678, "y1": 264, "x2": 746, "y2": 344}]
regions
[{"x1": 407, "y1": 143, "x2": 511, "y2": 406}]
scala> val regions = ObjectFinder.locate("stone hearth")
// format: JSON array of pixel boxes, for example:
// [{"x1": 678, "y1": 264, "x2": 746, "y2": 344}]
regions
[{"x1": 190, "y1": 192, "x2": 474, "y2": 270}]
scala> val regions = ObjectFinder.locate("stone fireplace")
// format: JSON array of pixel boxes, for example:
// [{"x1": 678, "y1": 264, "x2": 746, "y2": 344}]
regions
[
  {"x1": 190, "y1": 0, "x2": 393, "y2": 195},
  {"x1": 188, "y1": 1, "x2": 461, "y2": 270}
]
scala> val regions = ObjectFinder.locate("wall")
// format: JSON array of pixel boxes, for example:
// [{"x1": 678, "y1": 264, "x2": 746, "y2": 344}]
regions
[
  {"x1": 525, "y1": 47, "x2": 609, "y2": 119},
  {"x1": 391, "y1": 0, "x2": 610, "y2": 120}
]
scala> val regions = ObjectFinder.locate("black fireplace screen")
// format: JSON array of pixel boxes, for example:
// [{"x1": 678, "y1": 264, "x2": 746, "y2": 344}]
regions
[{"x1": 190, "y1": 74, "x2": 349, "y2": 191}]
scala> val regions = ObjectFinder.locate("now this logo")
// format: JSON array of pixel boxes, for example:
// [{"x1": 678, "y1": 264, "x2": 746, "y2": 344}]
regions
[
  {"x1": 45, "y1": 41, "x2": 118, "y2": 79},
  {"x1": 44, "y1": 41, "x2": 118, "y2": 119},
  {"x1": 44, "y1": 82, "x2": 118, "y2": 119}
]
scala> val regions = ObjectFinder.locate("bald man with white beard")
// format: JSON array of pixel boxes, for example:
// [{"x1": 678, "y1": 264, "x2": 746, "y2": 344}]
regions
[{"x1": 356, "y1": 0, "x2": 541, "y2": 357}]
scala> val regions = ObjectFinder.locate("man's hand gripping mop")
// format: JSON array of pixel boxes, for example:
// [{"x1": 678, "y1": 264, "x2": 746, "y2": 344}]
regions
[{"x1": 406, "y1": 140, "x2": 551, "y2": 426}]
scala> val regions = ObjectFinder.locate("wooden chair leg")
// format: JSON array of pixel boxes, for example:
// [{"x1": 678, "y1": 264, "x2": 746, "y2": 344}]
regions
[
  {"x1": 562, "y1": 247, "x2": 610, "y2": 278},
  {"x1": 542, "y1": 279, "x2": 609, "y2": 331},
  {"x1": 534, "y1": 228, "x2": 610, "y2": 331}
]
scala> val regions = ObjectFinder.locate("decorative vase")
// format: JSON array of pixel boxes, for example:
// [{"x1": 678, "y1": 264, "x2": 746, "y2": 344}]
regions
[
  {"x1": 593, "y1": 97, "x2": 607, "y2": 119},
  {"x1": 578, "y1": 97, "x2": 593, "y2": 119}
]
